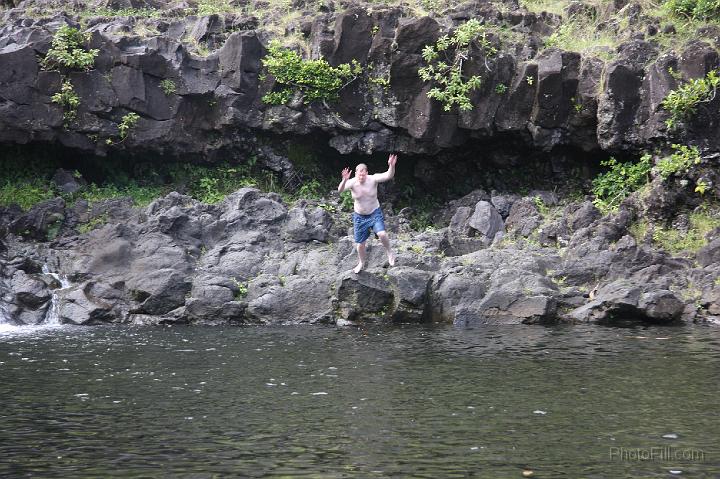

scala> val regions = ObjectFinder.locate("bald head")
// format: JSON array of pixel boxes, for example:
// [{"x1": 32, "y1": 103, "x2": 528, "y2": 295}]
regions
[{"x1": 355, "y1": 163, "x2": 369, "y2": 183}]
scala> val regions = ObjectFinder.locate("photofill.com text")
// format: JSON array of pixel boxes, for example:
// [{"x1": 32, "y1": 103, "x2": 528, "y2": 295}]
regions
[{"x1": 609, "y1": 447, "x2": 705, "y2": 462}]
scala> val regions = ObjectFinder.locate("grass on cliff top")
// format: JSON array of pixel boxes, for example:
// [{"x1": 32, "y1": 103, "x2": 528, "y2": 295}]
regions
[
  {"x1": 524, "y1": 0, "x2": 720, "y2": 58},
  {"x1": 15, "y1": 0, "x2": 719, "y2": 61}
]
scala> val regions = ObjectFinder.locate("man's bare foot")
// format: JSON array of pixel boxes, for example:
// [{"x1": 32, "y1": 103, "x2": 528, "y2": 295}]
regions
[
  {"x1": 387, "y1": 252, "x2": 396, "y2": 267},
  {"x1": 353, "y1": 262, "x2": 364, "y2": 274}
]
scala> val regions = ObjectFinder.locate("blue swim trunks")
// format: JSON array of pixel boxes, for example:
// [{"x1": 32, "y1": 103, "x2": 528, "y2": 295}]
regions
[{"x1": 352, "y1": 207, "x2": 386, "y2": 244}]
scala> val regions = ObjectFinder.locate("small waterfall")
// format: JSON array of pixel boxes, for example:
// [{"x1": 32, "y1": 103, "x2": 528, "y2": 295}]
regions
[
  {"x1": 42, "y1": 265, "x2": 71, "y2": 325},
  {"x1": 0, "y1": 298, "x2": 10, "y2": 324},
  {"x1": 0, "y1": 278, "x2": 12, "y2": 325}
]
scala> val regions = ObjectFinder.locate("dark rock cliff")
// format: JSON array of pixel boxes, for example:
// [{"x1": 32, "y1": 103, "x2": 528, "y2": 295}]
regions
[{"x1": 1, "y1": 0, "x2": 718, "y2": 165}]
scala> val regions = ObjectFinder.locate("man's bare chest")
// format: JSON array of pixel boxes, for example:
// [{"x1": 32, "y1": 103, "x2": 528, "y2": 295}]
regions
[{"x1": 353, "y1": 180, "x2": 377, "y2": 198}]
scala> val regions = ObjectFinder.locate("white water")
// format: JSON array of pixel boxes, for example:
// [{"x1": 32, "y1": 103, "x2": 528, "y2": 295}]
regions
[
  {"x1": 41, "y1": 265, "x2": 71, "y2": 325},
  {"x1": 0, "y1": 266, "x2": 73, "y2": 335},
  {"x1": 0, "y1": 281, "x2": 12, "y2": 328}
]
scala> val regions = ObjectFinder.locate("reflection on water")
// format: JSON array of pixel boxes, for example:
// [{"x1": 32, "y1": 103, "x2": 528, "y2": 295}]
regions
[{"x1": 1, "y1": 324, "x2": 719, "y2": 477}]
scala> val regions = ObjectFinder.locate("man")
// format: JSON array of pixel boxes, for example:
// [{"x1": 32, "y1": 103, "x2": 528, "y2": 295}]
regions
[{"x1": 338, "y1": 153, "x2": 398, "y2": 274}]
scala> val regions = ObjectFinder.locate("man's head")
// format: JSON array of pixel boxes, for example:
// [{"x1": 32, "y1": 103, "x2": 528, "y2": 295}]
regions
[{"x1": 355, "y1": 163, "x2": 368, "y2": 183}]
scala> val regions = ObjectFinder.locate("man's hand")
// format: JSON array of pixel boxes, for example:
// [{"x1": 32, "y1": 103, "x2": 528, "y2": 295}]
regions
[
  {"x1": 388, "y1": 154, "x2": 398, "y2": 167},
  {"x1": 341, "y1": 167, "x2": 351, "y2": 180}
]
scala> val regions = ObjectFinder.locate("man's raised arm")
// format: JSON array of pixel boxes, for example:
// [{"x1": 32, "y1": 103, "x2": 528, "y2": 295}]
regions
[
  {"x1": 374, "y1": 154, "x2": 398, "y2": 183},
  {"x1": 338, "y1": 167, "x2": 353, "y2": 192}
]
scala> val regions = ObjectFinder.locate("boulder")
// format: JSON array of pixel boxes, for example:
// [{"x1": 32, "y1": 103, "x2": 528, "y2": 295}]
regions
[
  {"x1": 697, "y1": 239, "x2": 720, "y2": 267},
  {"x1": 468, "y1": 201, "x2": 504, "y2": 240},
  {"x1": 335, "y1": 271, "x2": 394, "y2": 322},
  {"x1": 246, "y1": 276, "x2": 334, "y2": 324},
  {"x1": 568, "y1": 279, "x2": 684, "y2": 324},
  {"x1": 284, "y1": 203, "x2": 333, "y2": 243},
  {"x1": 569, "y1": 200, "x2": 601, "y2": 231},
  {"x1": 387, "y1": 266, "x2": 432, "y2": 322},
  {"x1": 52, "y1": 168, "x2": 85, "y2": 194},
  {"x1": 505, "y1": 199, "x2": 541, "y2": 237},
  {"x1": 490, "y1": 192, "x2": 519, "y2": 219},
  {"x1": 8, "y1": 198, "x2": 65, "y2": 241},
  {"x1": 454, "y1": 272, "x2": 559, "y2": 325},
  {"x1": 127, "y1": 269, "x2": 191, "y2": 315},
  {"x1": 57, "y1": 283, "x2": 118, "y2": 325}
]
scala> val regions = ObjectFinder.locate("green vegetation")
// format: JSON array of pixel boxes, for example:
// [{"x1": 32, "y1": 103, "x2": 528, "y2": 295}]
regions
[
  {"x1": 631, "y1": 209, "x2": 720, "y2": 255},
  {"x1": 662, "y1": 69, "x2": 719, "y2": 129},
  {"x1": 523, "y1": 0, "x2": 720, "y2": 58},
  {"x1": 665, "y1": 0, "x2": 720, "y2": 20},
  {"x1": 77, "y1": 213, "x2": 108, "y2": 234},
  {"x1": 409, "y1": 199, "x2": 439, "y2": 231},
  {"x1": 42, "y1": 25, "x2": 98, "y2": 71},
  {"x1": 532, "y1": 196, "x2": 551, "y2": 216},
  {"x1": 118, "y1": 113, "x2": 140, "y2": 140},
  {"x1": 297, "y1": 179, "x2": 324, "y2": 200},
  {"x1": 160, "y1": 79, "x2": 177, "y2": 96},
  {"x1": 79, "y1": 182, "x2": 165, "y2": 207},
  {"x1": 339, "y1": 191, "x2": 354, "y2": 212},
  {"x1": 167, "y1": 163, "x2": 257, "y2": 204},
  {"x1": 591, "y1": 155, "x2": 652, "y2": 212},
  {"x1": 494, "y1": 83, "x2": 508, "y2": 94},
  {"x1": 369, "y1": 72, "x2": 391, "y2": 89},
  {"x1": 651, "y1": 215, "x2": 713, "y2": 253},
  {"x1": 418, "y1": 19, "x2": 497, "y2": 111},
  {"x1": 541, "y1": 14, "x2": 618, "y2": 59},
  {"x1": 0, "y1": 179, "x2": 55, "y2": 211},
  {"x1": 197, "y1": 0, "x2": 234, "y2": 16},
  {"x1": 261, "y1": 41, "x2": 363, "y2": 105},
  {"x1": 655, "y1": 144, "x2": 701, "y2": 179},
  {"x1": 0, "y1": 154, "x2": 268, "y2": 211},
  {"x1": 695, "y1": 179, "x2": 709, "y2": 195},
  {"x1": 232, "y1": 277, "x2": 248, "y2": 300},
  {"x1": 593, "y1": 145, "x2": 706, "y2": 212},
  {"x1": 81, "y1": 7, "x2": 161, "y2": 18},
  {"x1": 51, "y1": 80, "x2": 80, "y2": 126}
]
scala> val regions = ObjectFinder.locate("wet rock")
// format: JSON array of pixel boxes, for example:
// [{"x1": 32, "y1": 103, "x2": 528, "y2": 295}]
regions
[
  {"x1": 6, "y1": 270, "x2": 51, "y2": 324},
  {"x1": 10, "y1": 270, "x2": 51, "y2": 309},
  {"x1": 454, "y1": 269, "x2": 559, "y2": 325},
  {"x1": 57, "y1": 283, "x2": 118, "y2": 325},
  {"x1": 387, "y1": 266, "x2": 432, "y2": 322},
  {"x1": 335, "y1": 271, "x2": 394, "y2": 322},
  {"x1": 127, "y1": 269, "x2": 191, "y2": 315},
  {"x1": 246, "y1": 276, "x2": 333, "y2": 324},
  {"x1": 185, "y1": 273, "x2": 245, "y2": 322},
  {"x1": 568, "y1": 279, "x2": 684, "y2": 324}
]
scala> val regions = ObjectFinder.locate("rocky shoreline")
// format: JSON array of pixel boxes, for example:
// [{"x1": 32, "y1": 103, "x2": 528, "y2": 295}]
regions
[
  {"x1": 1, "y1": 179, "x2": 718, "y2": 326},
  {"x1": 1, "y1": 0, "x2": 719, "y2": 326}
]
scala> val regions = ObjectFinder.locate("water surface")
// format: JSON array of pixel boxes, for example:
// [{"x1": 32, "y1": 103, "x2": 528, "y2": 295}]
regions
[{"x1": 1, "y1": 323, "x2": 718, "y2": 477}]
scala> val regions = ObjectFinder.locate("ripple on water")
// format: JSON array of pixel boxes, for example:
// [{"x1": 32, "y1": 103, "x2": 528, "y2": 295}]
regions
[{"x1": 0, "y1": 323, "x2": 719, "y2": 477}]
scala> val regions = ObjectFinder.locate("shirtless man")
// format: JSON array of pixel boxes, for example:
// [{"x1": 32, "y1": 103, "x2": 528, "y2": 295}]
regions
[{"x1": 338, "y1": 154, "x2": 398, "y2": 274}]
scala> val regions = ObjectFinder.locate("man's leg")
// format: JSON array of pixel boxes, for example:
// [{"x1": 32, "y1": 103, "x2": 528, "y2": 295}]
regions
[
  {"x1": 377, "y1": 231, "x2": 395, "y2": 266},
  {"x1": 354, "y1": 241, "x2": 367, "y2": 273}
]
